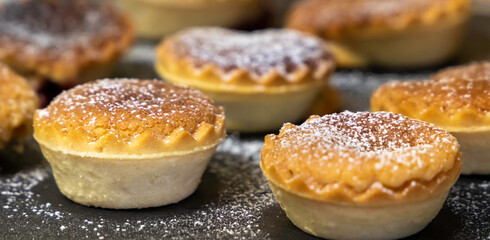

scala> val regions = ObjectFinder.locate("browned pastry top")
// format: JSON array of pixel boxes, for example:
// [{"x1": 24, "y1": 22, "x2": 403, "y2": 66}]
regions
[
  {"x1": 34, "y1": 79, "x2": 225, "y2": 156},
  {"x1": 157, "y1": 27, "x2": 335, "y2": 87},
  {"x1": 139, "y1": 0, "x2": 257, "y2": 6},
  {"x1": 432, "y1": 61, "x2": 490, "y2": 81},
  {"x1": 0, "y1": 0, "x2": 123, "y2": 55},
  {"x1": 0, "y1": 0, "x2": 133, "y2": 84},
  {"x1": 261, "y1": 111, "x2": 461, "y2": 205},
  {"x1": 287, "y1": 0, "x2": 470, "y2": 39},
  {"x1": 371, "y1": 79, "x2": 490, "y2": 131},
  {"x1": 0, "y1": 63, "x2": 39, "y2": 148}
]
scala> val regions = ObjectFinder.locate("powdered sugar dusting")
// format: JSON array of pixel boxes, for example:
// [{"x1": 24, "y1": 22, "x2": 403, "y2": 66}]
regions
[
  {"x1": 381, "y1": 78, "x2": 490, "y2": 113},
  {"x1": 432, "y1": 61, "x2": 490, "y2": 81},
  {"x1": 446, "y1": 179, "x2": 490, "y2": 239},
  {"x1": 0, "y1": 167, "x2": 70, "y2": 221},
  {"x1": 168, "y1": 27, "x2": 333, "y2": 80},
  {"x1": 280, "y1": 111, "x2": 452, "y2": 153},
  {"x1": 48, "y1": 79, "x2": 218, "y2": 118}
]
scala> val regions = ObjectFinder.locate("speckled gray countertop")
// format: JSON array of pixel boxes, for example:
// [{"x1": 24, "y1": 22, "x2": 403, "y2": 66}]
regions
[{"x1": 1, "y1": 1, "x2": 490, "y2": 239}]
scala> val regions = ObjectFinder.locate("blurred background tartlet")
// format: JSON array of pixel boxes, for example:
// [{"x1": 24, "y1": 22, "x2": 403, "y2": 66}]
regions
[{"x1": 112, "y1": 0, "x2": 265, "y2": 39}]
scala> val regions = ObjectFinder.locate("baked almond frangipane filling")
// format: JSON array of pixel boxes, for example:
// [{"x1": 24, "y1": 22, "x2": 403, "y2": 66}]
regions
[
  {"x1": 34, "y1": 79, "x2": 225, "y2": 209},
  {"x1": 287, "y1": 0, "x2": 470, "y2": 68},
  {"x1": 0, "y1": 64, "x2": 39, "y2": 148},
  {"x1": 0, "y1": 0, "x2": 133, "y2": 86},
  {"x1": 261, "y1": 111, "x2": 461, "y2": 204},
  {"x1": 261, "y1": 111, "x2": 461, "y2": 239},
  {"x1": 156, "y1": 28, "x2": 336, "y2": 132}
]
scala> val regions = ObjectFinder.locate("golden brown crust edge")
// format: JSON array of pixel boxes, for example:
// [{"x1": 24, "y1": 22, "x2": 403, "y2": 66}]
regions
[
  {"x1": 0, "y1": 6, "x2": 134, "y2": 86},
  {"x1": 261, "y1": 156, "x2": 461, "y2": 205},
  {"x1": 287, "y1": 0, "x2": 471, "y2": 40},
  {"x1": 371, "y1": 79, "x2": 490, "y2": 132},
  {"x1": 155, "y1": 29, "x2": 335, "y2": 93},
  {"x1": 137, "y1": 0, "x2": 258, "y2": 6},
  {"x1": 0, "y1": 64, "x2": 39, "y2": 148},
  {"x1": 432, "y1": 61, "x2": 490, "y2": 81},
  {"x1": 156, "y1": 50, "x2": 333, "y2": 93}
]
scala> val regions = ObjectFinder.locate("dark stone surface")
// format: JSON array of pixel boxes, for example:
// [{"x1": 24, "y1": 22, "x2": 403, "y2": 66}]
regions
[{"x1": 0, "y1": 135, "x2": 489, "y2": 239}]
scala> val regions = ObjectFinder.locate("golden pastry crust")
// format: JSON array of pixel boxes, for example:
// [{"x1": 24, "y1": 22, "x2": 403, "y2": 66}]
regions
[
  {"x1": 261, "y1": 111, "x2": 461, "y2": 205},
  {"x1": 0, "y1": 64, "x2": 39, "y2": 148},
  {"x1": 287, "y1": 0, "x2": 470, "y2": 39},
  {"x1": 371, "y1": 79, "x2": 490, "y2": 132},
  {"x1": 34, "y1": 79, "x2": 225, "y2": 157},
  {"x1": 307, "y1": 85, "x2": 341, "y2": 116},
  {"x1": 432, "y1": 61, "x2": 490, "y2": 81},
  {"x1": 0, "y1": 0, "x2": 133, "y2": 86},
  {"x1": 136, "y1": 0, "x2": 257, "y2": 6},
  {"x1": 156, "y1": 28, "x2": 335, "y2": 93}
]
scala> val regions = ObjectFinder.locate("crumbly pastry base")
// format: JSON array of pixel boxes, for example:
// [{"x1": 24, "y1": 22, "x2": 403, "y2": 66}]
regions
[
  {"x1": 114, "y1": 0, "x2": 262, "y2": 38},
  {"x1": 452, "y1": 130, "x2": 490, "y2": 175},
  {"x1": 158, "y1": 66, "x2": 324, "y2": 132},
  {"x1": 327, "y1": 13, "x2": 468, "y2": 68},
  {"x1": 200, "y1": 85, "x2": 321, "y2": 132},
  {"x1": 269, "y1": 182, "x2": 450, "y2": 240},
  {"x1": 39, "y1": 143, "x2": 219, "y2": 209}
]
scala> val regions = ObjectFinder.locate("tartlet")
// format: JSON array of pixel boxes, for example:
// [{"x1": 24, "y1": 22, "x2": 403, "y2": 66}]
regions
[
  {"x1": 0, "y1": 64, "x2": 39, "y2": 148},
  {"x1": 261, "y1": 111, "x2": 461, "y2": 240},
  {"x1": 156, "y1": 27, "x2": 336, "y2": 132},
  {"x1": 33, "y1": 79, "x2": 226, "y2": 209},
  {"x1": 113, "y1": 0, "x2": 263, "y2": 38},
  {"x1": 287, "y1": 0, "x2": 470, "y2": 68},
  {"x1": 371, "y1": 70, "x2": 489, "y2": 174},
  {"x1": 432, "y1": 61, "x2": 490, "y2": 81},
  {"x1": 0, "y1": 0, "x2": 133, "y2": 87}
]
